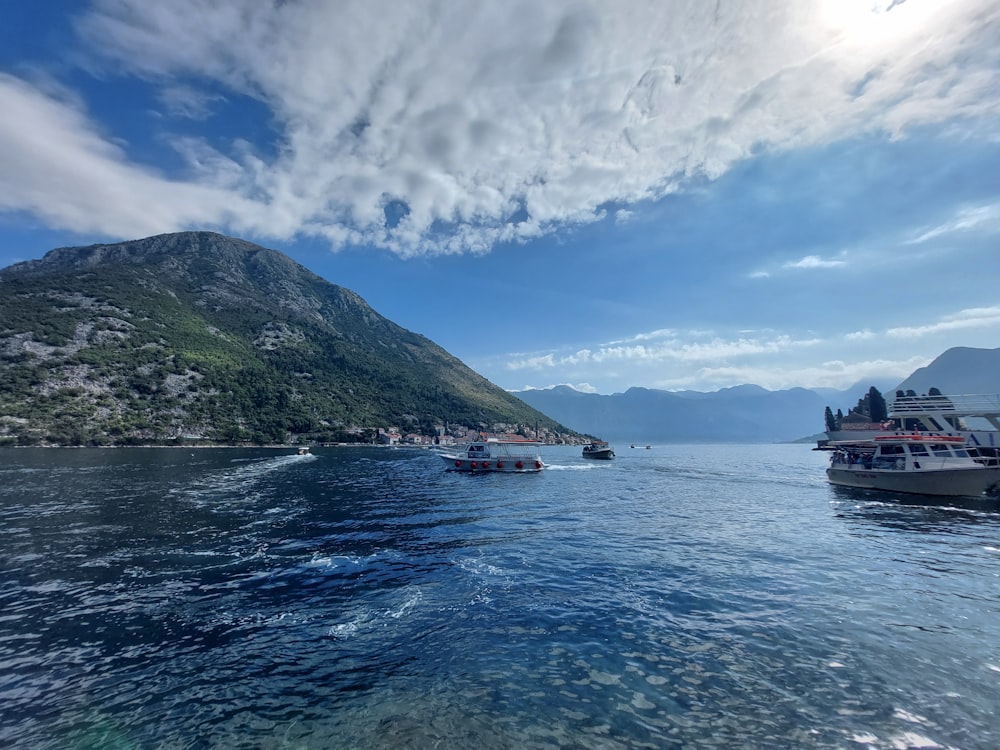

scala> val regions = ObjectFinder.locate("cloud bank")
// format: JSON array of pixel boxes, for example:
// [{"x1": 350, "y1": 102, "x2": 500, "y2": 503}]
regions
[
  {"x1": 1, "y1": 0, "x2": 998, "y2": 255},
  {"x1": 499, "y1": 301, "x2": 1000, "y2": 391}
]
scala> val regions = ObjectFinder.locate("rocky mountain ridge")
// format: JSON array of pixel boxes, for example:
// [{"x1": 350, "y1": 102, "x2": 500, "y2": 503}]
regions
[{"x1": 0, "y1": 232, "x2": 568, "y2": 446}]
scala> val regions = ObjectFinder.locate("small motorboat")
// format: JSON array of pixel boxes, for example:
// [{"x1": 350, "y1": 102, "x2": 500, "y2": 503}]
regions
[
  {"x1": 440, "y1": 437, "x2": 544, "y2": 472},
  {"x1": 826, "y1": 433, "x2": 1000, "y2": 497},
  {"x1": 582, "y1": 440, "x2": 615, "y2": 460}
]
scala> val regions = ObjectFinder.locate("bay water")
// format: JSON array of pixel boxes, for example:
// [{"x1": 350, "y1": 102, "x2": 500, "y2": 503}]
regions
[{"x1": 2, "y1": 444, "x2": 999, "y2": 749}]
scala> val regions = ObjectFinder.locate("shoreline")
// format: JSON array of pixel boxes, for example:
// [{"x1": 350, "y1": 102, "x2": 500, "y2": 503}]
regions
[{"x1": 0, "y1": 442, "x2": 411, "y2": 450}]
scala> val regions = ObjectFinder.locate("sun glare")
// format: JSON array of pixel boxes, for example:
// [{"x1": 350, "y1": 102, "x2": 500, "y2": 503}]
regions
[{"x1": 818, "y1": 0, "x2": 947, "y2": 48}]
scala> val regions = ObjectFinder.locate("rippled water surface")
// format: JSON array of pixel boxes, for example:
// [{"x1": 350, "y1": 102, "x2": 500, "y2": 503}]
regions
[{"x1": 2, "y1": 444, "x2": 999, "y2": 749}]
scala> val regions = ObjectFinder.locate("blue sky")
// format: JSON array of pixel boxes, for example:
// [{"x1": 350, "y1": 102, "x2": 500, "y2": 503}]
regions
[{"x1": 1, "y1": 1, "x2": 999, "y2": 396}]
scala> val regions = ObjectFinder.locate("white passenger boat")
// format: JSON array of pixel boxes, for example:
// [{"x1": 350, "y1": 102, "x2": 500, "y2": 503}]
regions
[
  {"x1": 440, "y1": 438, "x2": 544, "y2": 472},
  {"x1": 582, "y1": 440, "x2": 614, "y2": 459},
  {"x1": 826, "y1": 433, "x2": 1000, "y2": 497}
]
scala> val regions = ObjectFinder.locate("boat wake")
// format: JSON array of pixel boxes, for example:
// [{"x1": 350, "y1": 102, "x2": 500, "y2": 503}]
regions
[
  {"x1": 173, "y1": 452, "x2": 315, "y2": 507},
  {"x1": 328, "y1": 586, "x2": 424, "y2": 638}
]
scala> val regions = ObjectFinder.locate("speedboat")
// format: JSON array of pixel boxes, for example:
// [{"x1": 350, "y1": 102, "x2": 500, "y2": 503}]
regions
[
  {"x1": 582, "y1": 440, "x2": 614, "y2": 459},
  {"x1": 826, "y1": 433, "x2": 1000, "y2": 497},
  {"x1": 440, "y1": 437, "x2": 544, "y2": 472}
]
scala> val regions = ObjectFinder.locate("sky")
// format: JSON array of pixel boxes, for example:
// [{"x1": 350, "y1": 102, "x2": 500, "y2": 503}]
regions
[{"x1": 1, "y1": 0, "x2": 999, "y2": 397}]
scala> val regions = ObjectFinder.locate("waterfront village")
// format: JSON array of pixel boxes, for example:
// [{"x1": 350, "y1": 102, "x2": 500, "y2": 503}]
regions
[
  {"x1": 3, "y1": 420, "x2": 589, "y2": 449},
  {"x1": 355, "y1": 423, "x2": 585, "y2": 448}
]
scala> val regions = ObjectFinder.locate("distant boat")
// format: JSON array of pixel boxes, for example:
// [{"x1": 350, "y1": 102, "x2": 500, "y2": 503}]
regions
[
  {"x1": 440, "y1": 437, "x2": 544, "y2": 472},
  {"x1": 825, "y1": 433, "x2": 1000, "y2": 497},
  {"x1": 582, "y1": 440, "x2": 614, "y2": 460},
  {"x1": 297, "y1": 447, "x2": 311, "y2": 455}
]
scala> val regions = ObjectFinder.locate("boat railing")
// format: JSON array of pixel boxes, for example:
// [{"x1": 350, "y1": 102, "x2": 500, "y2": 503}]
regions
[
  {"x1": 889, "y1": 393, "x2": 1000, "y2": 417},
  {"x1": 869, "y1": 456, "x2": 974, "y2": 471}
]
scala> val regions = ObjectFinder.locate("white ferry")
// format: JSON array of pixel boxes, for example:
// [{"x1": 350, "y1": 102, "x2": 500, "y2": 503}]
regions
[
  {"x1": 440, "y1": 437, "x2": 545, "y2": 473},
  {"x1": 826, "y1": 433, "x2": 1000, "y2": 497}
]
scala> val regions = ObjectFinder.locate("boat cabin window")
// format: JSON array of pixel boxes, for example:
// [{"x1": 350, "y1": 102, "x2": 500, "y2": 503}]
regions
[
  {"x1": 929, "y1": 443, "x2": 953, "y2": 456},
  {"x1": 907, "y1": 444, "x2": 929, "y2": 457},
  {"x1": 468, "y1": 445, "x2": 484, "y2": 453},
  {"x1": 878, "y1": 445, "x2": 904, "y2": 456}
]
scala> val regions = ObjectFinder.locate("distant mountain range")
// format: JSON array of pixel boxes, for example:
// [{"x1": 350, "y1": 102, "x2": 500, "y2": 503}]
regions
[
  {"x1": 516, "y1": 347, "x2": 1000, "y2": 443},
  {"x1": 0, "y1": 232, "x2": 569, "y2": 446}
]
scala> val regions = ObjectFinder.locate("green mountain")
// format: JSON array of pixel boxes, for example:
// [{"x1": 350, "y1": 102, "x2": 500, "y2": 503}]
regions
[{"x1": 0, "y1": 231, "x2": 568, "y2": 446}]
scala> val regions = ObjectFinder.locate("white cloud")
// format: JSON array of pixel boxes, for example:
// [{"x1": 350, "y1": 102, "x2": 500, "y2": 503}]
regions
[
  {"x1": 158, "y1": 85, "x2": 225, "y2": 120},
  {"x1": 510, "y1": 382, "x2": 598, "y2": 394},
  {"x1": 886, "y1": 305, "x2": 1000, "y2": 338},
  {"x1": 0, "y1": 73, "x2": 254, "y2": 238},
  {"x1": 2, "y1": 0, "x2": 996, "y2": 255},
  {"x1": 783, "y1": 254, "x2": 847, "y2": 270},
  {"x1": 504, "y1": 329, "x2": 823, "y2": 371},
  {"x1": 906, "y1": 202, "x2": 1000, "y2": 244},
  {"x1": 654, "y1": 355, "x2": 927, "y2": 392},
  {"x1": 505, "y1": 353, "x2": 557, "y2": 371},
  {"x1": 494, "y1": 307, "x2": 995, "y2": 392},
  {"x1": 846, "y1": 329, "x2": 876, "y2": 341}
]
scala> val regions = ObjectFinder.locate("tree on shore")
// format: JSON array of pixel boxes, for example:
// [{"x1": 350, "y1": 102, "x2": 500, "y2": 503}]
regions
[
  {"x1": 868, "y1": 387, "x2": 887, "y2": 422},
  {"x1": 824, "y1": 406, "x2": 837, "y2": 432}
]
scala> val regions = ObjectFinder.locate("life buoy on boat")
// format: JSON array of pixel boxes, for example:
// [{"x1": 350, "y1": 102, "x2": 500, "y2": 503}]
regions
[
  {"x1": 471, "y1": 461, "x2": 478, "y2": 469},
  {"x1": 454, "y1": 460, "x2": 461, "y2": 467},
  {"x1": 482, "y1": 462, "x2": 490, "y2": 469},
  {"x1": 515, "y1": 461, "x2": 523, "y2": 469},
  {"x1": 535, "y1": 461, "x2": 543, "y2": 469}
]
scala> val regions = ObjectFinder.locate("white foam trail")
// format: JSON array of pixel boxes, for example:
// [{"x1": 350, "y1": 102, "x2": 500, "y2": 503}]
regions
[
  {"x1": 328, "y1": 586, "x2": 423, "y2": 638},
  {"x1": 893, "y1": 708, "x2": 930, "y2": 724},
  {"x1": 305, "y1": 551, "x2": 390, "y2": 570},
  {"x1": 888, "y1": 731, "x2": 942, "y2": 749},
  {"x1": 173, "y1": 452, "x2": 314, "y2": 506}
]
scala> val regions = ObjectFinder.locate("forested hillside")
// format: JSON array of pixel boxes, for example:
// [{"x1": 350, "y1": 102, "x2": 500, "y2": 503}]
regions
[{"x1": 0, "y1": 232, "x2": 567, "y2": 445}]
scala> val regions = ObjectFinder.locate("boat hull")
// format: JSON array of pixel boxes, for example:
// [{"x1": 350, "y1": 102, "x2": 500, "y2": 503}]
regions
[
  {"x1": 582, "y1": 449, "x2": 614, "y2": 459},
  {"x1": 440, "y1": 454, "x2": 544, "y2": 472},
  {"x1": 826, "y1": 466, "x2": 1000, "y2": 497}
]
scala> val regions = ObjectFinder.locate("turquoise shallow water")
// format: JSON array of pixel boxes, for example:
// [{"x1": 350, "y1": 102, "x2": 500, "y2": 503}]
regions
[{"x1": 1, "y1": 444, "x2": 999, "y2": 749}]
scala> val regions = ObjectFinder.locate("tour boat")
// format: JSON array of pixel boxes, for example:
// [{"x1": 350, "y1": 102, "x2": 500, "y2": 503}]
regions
[
  {"x1": 440, "y1": 437, "x2": 545, "y2": 472},
  {"x1": 582, "y1": 440, "x2": 614, "y2": 459},
  {"x1": 826, "y1": 433, "x2": 1000, "y2": 497}
]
